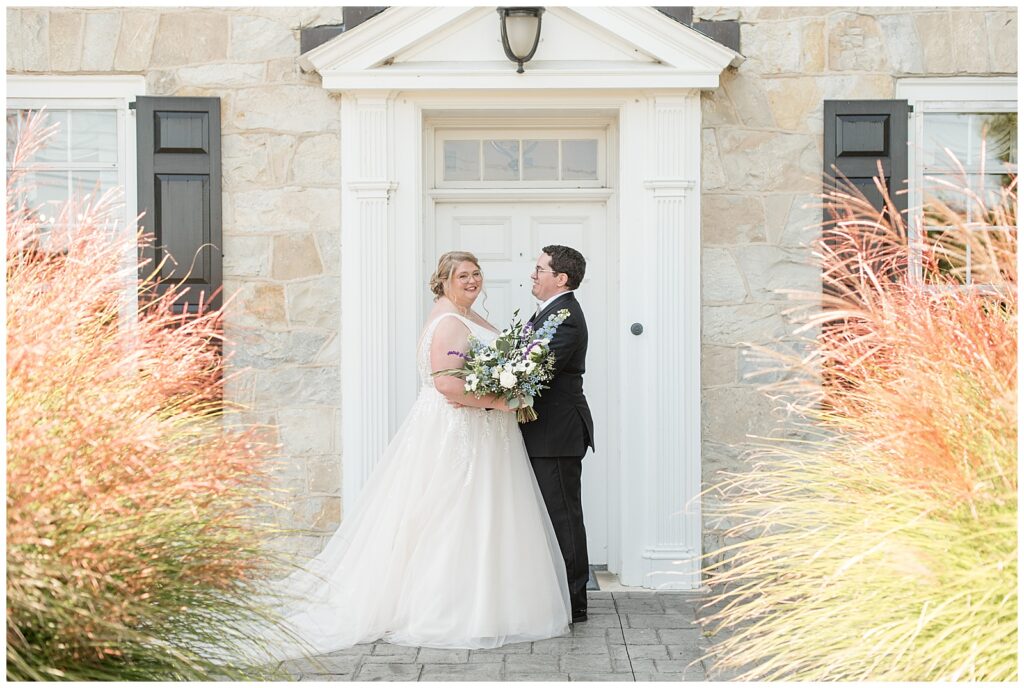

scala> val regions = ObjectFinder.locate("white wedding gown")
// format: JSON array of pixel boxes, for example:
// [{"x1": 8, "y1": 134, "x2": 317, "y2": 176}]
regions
[{"x1": 249, "y1": 312, "x2": 571, "y2": 661}]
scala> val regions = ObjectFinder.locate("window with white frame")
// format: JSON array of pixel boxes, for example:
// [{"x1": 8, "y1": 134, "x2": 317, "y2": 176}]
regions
[
  {"x1": 899, "y1": 78, "x2": 1017, "y2": 286},
  {"x1": 6, "y1": 76, "x2": 141, "y2": 249}
]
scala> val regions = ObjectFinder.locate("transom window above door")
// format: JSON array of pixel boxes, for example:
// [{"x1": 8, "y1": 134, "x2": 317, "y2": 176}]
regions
[{"x1": 435, "y1": 128, "x2": 607, "y2": 188}]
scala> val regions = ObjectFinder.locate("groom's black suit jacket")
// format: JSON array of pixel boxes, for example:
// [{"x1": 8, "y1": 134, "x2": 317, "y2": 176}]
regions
[{"x1": 520, "y1": 292, "x2": 595, "y2": 458}]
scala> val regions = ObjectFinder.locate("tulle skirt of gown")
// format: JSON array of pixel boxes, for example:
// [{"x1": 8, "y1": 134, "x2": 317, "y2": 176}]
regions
[{"x1": 250, "y1": 385, "x2": 571, "y2": 661}]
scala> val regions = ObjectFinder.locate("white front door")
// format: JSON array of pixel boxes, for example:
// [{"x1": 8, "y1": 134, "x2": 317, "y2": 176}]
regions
[{"x1": 432, "y1": 200, "x2": 611, "y2": 565}]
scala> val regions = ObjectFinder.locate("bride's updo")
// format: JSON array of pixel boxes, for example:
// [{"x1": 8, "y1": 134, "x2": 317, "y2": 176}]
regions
[{"x1": 429, "y1": 251, "x2": 481, "y2": 300}]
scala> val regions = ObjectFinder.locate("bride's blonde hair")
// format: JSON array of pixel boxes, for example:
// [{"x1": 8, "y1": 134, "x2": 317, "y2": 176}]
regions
[{"x1": 429, "y1": 251, "x2": 481, "y2": 300}]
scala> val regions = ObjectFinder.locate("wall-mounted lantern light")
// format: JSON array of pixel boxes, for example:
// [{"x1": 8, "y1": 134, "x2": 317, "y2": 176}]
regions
[{"x1": 497, "y1": 7, "x2": 545, "y2": 74}]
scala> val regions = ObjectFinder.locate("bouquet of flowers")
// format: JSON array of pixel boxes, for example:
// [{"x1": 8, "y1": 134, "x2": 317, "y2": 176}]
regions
[{"x1": 434, "y1": 308, "x2": 571, "y2": 422}]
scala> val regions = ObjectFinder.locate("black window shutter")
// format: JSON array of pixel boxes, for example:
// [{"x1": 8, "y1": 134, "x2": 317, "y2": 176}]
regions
[
  {"x1": 136, "y1": 96, "x2": 222, "y2": 315},
  {"x1": 823, "y1": 99, "x2": 910, "y2": 287},
  {"x1": 823, "y1": 99, "x2": 909, "y2": 221}
]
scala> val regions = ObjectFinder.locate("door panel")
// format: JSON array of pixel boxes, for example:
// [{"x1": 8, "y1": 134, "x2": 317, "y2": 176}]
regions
[{"x1": 434, "y1": 200, "x2": 609, "y2": 563}]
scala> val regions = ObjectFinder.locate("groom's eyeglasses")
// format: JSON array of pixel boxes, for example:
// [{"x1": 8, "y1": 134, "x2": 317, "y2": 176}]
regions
[{"x1": 532, "y1": 266, "x2": 559, "y2": 276}]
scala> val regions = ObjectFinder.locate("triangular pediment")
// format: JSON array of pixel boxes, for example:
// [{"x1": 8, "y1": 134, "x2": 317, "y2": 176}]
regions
[{"x1": 300, "y1": 6, "x2": 742, "y2": 91}]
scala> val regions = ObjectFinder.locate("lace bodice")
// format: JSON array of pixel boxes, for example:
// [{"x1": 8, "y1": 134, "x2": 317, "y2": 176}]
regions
[{"x1": 417, "y1": 312, "x2": 497, "y2": 386}]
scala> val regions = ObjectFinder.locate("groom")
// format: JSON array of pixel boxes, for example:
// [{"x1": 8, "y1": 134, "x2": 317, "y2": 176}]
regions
[{"x1": 521, "y1": 245, "x2": 595, "y2": 624}]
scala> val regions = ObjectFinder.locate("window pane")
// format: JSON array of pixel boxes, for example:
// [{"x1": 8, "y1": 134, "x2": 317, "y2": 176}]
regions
[
  {"x1": 71, "y1": 170, "x2": 119, "y2": 200},
  {"x1": 923, "y1": 173, "x2": 1015, "y2": 225},
  {"x1": 925, "y1": 228, "x2": 968, "y2": 283},
  {"x1": 922, "y1": 114, "x2": 969, "y2": 170},
  {"x1": 483, "y1": 139, "x2": 519, "y2": 181},
  {"x1": 562, "y1": 139, "x2": 597, "y2": 180},
  {"x1": 21, "y1": 170, "x2": 69, "y2": 224},
  {"x1": 976, "y1": 112, "x2": 1017, "y2": 168},
  {"x1": 70, "y1": 110, "x2": 118, "y2": 163},
  {"x1": 6, "y1": 109, "x2": 69, "y2": 164},
  {"x1": 522, "y1": 139, "x2": 558, "y2": 181},
  {"x1": 443, "y1": 140, "x2": 479, "y2": 181},
  {"x1": 924, "y1": 112, "x2": 1018, "y2": 172}
]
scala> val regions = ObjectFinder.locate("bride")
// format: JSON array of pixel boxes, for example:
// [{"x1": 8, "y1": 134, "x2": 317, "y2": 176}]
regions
[{"x1": 251, "y1": 251, "x2": 571, "y2": 659}]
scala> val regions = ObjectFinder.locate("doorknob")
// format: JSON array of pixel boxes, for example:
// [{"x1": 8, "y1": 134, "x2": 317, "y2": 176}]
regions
[{"x1": 630, "y1": 323, "x2": 643, "y2": 336}]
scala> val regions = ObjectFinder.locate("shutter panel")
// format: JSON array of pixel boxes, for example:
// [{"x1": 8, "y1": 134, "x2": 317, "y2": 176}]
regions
[
  {"x1": 136, "y1": 96, "x2": 222, "y2": 315},
  {"x1": 823, "y1": 99, "x2": 909, "y2": 222},
  {"x1": 823, "y1": 99, "x2": 910, "y2": 287}
]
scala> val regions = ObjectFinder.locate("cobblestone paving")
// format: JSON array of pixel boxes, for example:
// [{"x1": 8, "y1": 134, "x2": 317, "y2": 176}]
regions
[{"x1": 278, "y1": 591, "x2": 728, "y2": 682}]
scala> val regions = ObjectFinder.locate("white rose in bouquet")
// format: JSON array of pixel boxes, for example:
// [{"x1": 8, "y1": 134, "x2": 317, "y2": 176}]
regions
[{"x1": 499, "y1": 369, "x2": 518, "y2": 389}]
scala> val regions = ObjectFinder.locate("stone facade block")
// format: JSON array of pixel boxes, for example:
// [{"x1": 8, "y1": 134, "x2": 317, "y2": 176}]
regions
[
  {"x1": 717, "y1": 129, "x2": 820, "y2": 193},
  {"x1": 731, "y1": 245, "x2": 820, "y2": 301},
  {"x1": 702, "y1": 303, "x2": 784, "y2": 346},
  {"x1": 952, "y1": 10, "x2": 991, "y2": 73},
  {"x1": 700, "y1": 129, "x2": 727, "y2": 191},
  {"x1": 279, "y1": 407, "x2": 336, "y2": 457},
  {"x1": 722, "y1": 66, "x2": 775, "y2": 127},
  {"x1": 915, "y1": 13, "x2": 955, "y2": 73},
  {"x1": 230, "y1": 187, "x2": 340, "y2": 233},
  {"x1": 253, "y1": 366, "x2": 341, "y2": 407},
  {"x1": 176, "y1": 62, "x2": 267, "y2": 87},
  {"x1": 232, "y1": 85, "x2": 339, "y2": 133},
  {"x1": 286, "y1": 277, "x2": 340, "y2": 328},
  {"x1": 701, "y1": 194, "x2": 767, "y2": 245},
  {"x1": 700, "y1": 83, "x2": 739, "y2": 126},
  {"x1": 150, "y1": 12, "x2": 228, "y2": 67},
  {"x1": 223, "y1": 234, "x2": 272, "y2": 278},
  {"x1": 701, "y1": 386, "x2": 778, "y2": 445},
  {"x1": 48, "y1": 11, "x2": 84, "y2": 72},
  {"x1": 273, "y1": 234, "x2": 324, "y2": 281},
  {"x1": 226, "y1": 329, "x2": 332, "y2": 370},
  {"x1": 827, "y1": 12, "x2": 886, "y2": 72},
  {"x1": 742, "y1": 20, "x2": 805, "y2": 74},
  {"x1": 801, "y1": 19, "x2": 826, "y2": 73},
  {"x1": 223, "y1": 132, "x2": 297, "y2": 190},
  {"x1": 701, "y1": 248, "x2": 747, "y2": 303},
  {"x1": 700, "y1": 345, "x2": 737, "y2": 387},
  {"x1": 229, "y1": 281, "x2": 287, "y2": 328},
  {"x1": 80, "y1": 12, "x2": 120, "y2": 71},
  {"x1": 229, "y1": 14, "x2": 298, "y2": 61},
  {"x1": 292, "y1": 134, "x2": 341, "y2": 185},
  {"x1": 877, "y1": 14, "x2": 923, "y2": 74},
  {"x1": 114, "y1": 10, "x2": 158, "y2": 71},
  {"x1": 762, "y1": 76, "x2": 822, "y2": 132},
  {"x1": 986, "y1": 11, "x2": 1018, "y2": 73}
]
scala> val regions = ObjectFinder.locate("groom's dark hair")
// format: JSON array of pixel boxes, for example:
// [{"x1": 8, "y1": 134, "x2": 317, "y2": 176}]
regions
[{"x1": 543, "y1": 245, "x2": 586, "y2": 290}]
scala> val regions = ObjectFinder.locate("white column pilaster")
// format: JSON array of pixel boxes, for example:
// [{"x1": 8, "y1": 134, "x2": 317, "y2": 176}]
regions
[
  {"x1": 620, "y1": 93, "x2": 703, "y2": 589},
  {"x1": 339, "y1": 92, "x2": 398, "y2": 513}
]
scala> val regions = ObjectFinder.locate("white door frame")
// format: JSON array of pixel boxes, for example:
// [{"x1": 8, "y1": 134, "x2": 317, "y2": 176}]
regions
[{"x1": 338, "y1": 89, "x2": 703, "y2": 588}]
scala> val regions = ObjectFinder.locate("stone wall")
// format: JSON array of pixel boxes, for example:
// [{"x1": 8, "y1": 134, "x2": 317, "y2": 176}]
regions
[
  {"x1": 695, "y1": 5, "x2": 1017, "y2": 559},
  {"x1": 6, "y1": 6, "x2": 347, "y2": 559}
]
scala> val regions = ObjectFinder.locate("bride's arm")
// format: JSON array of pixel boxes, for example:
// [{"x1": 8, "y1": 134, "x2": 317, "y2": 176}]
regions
[{"x1": 430, "y1": 318, "x2": 511, "y2": 411}]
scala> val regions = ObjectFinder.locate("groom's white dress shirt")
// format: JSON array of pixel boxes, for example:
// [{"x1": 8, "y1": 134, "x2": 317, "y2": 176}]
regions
[{"x1": 535, "y1": 290, "x2": 575, "y2": 319}]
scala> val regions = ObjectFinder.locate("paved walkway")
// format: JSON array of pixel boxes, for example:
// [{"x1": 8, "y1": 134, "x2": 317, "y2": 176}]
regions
[{"x1": 278, "y1": 591, "x2": 724, "y2": 682}]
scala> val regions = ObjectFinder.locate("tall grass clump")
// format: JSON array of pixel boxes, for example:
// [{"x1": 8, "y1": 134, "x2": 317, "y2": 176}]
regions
[
  {"x1": 6, "y1": 112, "x2": 290, "y2": 680},
  {"x1": 699, "y1": 164, "x2": 1017, "y2": 681}
]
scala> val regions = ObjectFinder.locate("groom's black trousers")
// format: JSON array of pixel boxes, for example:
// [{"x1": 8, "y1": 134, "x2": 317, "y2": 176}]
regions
[{"x1": 530, "y1": 455, "x2": 589, "y2": 617}]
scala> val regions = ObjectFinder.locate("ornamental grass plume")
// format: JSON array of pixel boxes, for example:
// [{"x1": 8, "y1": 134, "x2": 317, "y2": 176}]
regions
[
  {"x1": 6, "y1": 111, "x2": 291, "y2": 680},
  {"x1": 699, "y1": 163, "x2": 1017, "y2": 680}
]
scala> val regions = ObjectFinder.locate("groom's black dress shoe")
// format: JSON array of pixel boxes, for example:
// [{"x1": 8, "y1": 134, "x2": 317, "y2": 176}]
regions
[{"x1": 572, "y1": 612, "x2": 588, "y2": 624}]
